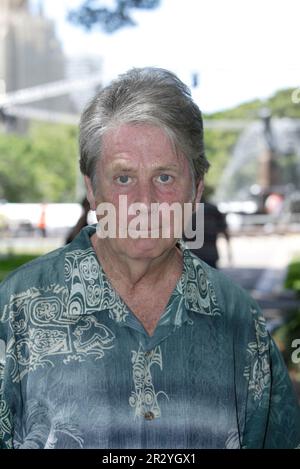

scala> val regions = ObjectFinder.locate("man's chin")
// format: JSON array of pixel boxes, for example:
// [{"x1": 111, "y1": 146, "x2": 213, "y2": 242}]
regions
[{"x1": 116, "y1": 236, "x2": 176, "y2": 259}]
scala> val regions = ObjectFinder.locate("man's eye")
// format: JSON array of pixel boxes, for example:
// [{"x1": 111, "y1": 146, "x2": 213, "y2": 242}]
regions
[
  {"x1": 157, "y1": 174, "x2": 173, "y2": 184},
  {"x1": 116, "y1": 175, "x2": 132, "y2": 185}
]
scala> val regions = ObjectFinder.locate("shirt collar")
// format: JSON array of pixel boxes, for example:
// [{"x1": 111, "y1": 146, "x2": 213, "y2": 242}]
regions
[
  {"x1": 64, "y1": 225, "x2": 221, "y2": 323},
  {"x1": 179, "y1": 239, "x2": 221, "y2": 317}
]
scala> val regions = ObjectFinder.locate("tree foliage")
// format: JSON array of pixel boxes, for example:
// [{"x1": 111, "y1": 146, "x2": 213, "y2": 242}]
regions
[
  {"x1": 67, "y1": 0, "x2": 161, "y2": 33},
  {"x1": 206, "y1": 88, "x2": 300, "y2": 120},
  {"x1": 0, "y1": 123, "x2": 78, "y2": 203}
]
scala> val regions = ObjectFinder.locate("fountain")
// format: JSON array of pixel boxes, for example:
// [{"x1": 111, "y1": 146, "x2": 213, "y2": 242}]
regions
[{"x1": 214, "y1": 113, "x2": 300, "y2": 216}]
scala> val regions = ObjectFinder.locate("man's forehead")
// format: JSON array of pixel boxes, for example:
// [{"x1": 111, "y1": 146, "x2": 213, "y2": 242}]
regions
[
  {"x1": 102, "y1": 123, "x2": 172, "y2": 150},
  {"x1": 101, "y1": 124, "x2": 186, "y2": 168}
]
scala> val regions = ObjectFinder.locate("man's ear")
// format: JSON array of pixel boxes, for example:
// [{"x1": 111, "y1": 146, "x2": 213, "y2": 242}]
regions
[{"x1": 84, "y1": 175, "x2": 97, "y2": 211}]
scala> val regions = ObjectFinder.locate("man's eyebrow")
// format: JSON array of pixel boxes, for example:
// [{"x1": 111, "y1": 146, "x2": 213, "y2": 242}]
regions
[
  {"x1": 110, "y1": 163, "x2": 137, "y2": 172},
  {"x1": 154, "y1": 164, "x2": 180, "y2": 171},
  {"x1": 109, "y1": 163, "x2": 181, "y2": 172}
]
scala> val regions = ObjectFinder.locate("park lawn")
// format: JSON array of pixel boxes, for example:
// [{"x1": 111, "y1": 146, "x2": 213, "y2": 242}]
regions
[{"x1": 0, "y1": 254, "x2": 38, "y2": 283}]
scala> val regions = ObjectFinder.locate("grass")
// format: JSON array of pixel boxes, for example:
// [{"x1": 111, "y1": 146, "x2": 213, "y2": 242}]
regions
[
  {"x1": 0, "y1": 254, "x2": 38, "y2": 282},
  {"x1": 272, "y1": 308, "x2": 300, "y2": 389},
  {"x1": 285, "y1": 258, "x2": 300, "y2": 296},
  {"x1": 272, "y1": 257, "x2": 300, "y2": 388}
]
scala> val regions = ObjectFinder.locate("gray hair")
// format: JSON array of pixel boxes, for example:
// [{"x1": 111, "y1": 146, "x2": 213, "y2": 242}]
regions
[{"x1": 79, "y1": 67, "x2": 209, "y2": 190}]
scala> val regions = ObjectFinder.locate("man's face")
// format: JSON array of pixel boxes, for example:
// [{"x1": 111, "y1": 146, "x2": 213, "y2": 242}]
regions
[{"x1": 86, "y1": 123, "x2": 201, "y2": 260}]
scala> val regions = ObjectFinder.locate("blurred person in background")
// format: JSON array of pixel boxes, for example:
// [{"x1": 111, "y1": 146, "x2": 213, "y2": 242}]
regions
[
  {"x1": 264, "y1": 192, "x2": 284, "y2": 216},
  {"x1": 0, "y1": 68, "x2": 299, "y2": 449},
  {"x1": 183, "y1": 187, "x2": 231, "y2": 268},
  {"x1": 37, "y1": 203, "x2": 47, "y2": 238},
  {"x1": 65, "y1": 197, "x2": 90, "y2": 244}
]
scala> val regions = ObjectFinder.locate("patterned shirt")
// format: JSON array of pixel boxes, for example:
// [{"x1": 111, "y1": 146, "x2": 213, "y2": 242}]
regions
[{"x1": 0, "y1": 225, "x2": 300, "y2": 449}]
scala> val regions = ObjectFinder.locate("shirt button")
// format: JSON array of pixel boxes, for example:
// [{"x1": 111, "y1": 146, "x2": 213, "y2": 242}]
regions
[{"x1": 144, "y1": 411, "x2": 155, "y2": 420}]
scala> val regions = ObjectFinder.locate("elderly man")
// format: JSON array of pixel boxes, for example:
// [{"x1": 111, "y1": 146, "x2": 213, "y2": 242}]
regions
[{"x1": 0, "y1": 68, "x2": 299, "y2": 449}]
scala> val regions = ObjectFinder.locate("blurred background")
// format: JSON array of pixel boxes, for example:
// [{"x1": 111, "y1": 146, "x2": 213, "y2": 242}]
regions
[{"x1": 0, "y1": 0, "x2": 300, "y2": 397}]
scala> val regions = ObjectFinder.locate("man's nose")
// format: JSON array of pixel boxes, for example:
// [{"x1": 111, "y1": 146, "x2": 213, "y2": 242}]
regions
[{"x1": 134, "y1": 181, "x2": 156, "y2": 210}]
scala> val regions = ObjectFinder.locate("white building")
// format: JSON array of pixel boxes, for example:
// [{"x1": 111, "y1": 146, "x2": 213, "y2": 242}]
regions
[
  {"x1": 0, "y1": 0, "x2": 74, "y2": 116},
  {"x1": 66, "y1": 55, "x2": 103, "y2": 113}
]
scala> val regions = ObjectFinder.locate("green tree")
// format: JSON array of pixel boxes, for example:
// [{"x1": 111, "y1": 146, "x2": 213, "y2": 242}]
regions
[
  {"x1": 0, "y1": 123, "x2": 78, "y2": 203},
  {"x1": 206, "y1": 88, "x2": 300, "y2": 120},
  {"x1": 68, "y1": 0, "x2": 161, "y2": 33}
]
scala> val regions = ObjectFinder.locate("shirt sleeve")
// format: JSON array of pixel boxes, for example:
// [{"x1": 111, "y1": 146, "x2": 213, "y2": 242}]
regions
[
  {"x1": 241, "y1": 304, "x2": 300, "y2": 448},
  {"x1": 263, "y1": 337, "x2": 300, "y2": 448},
  {"x1": 0, "y1": 280, "x2": 22, "y2": 450},
  {"x1": 0, "y1": 332, "x2": 14, "y2": 449}
]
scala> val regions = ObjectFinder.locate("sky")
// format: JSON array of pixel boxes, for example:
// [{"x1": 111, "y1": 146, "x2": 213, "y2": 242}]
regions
[{"x1": 30, "y1": 0, "x2": 300, "y2": 113}]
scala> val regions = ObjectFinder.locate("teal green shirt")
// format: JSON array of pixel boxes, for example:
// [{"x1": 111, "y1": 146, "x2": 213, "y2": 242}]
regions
[{"x1": 0, "y1": 225, "x2": 300, "y2": 449}]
